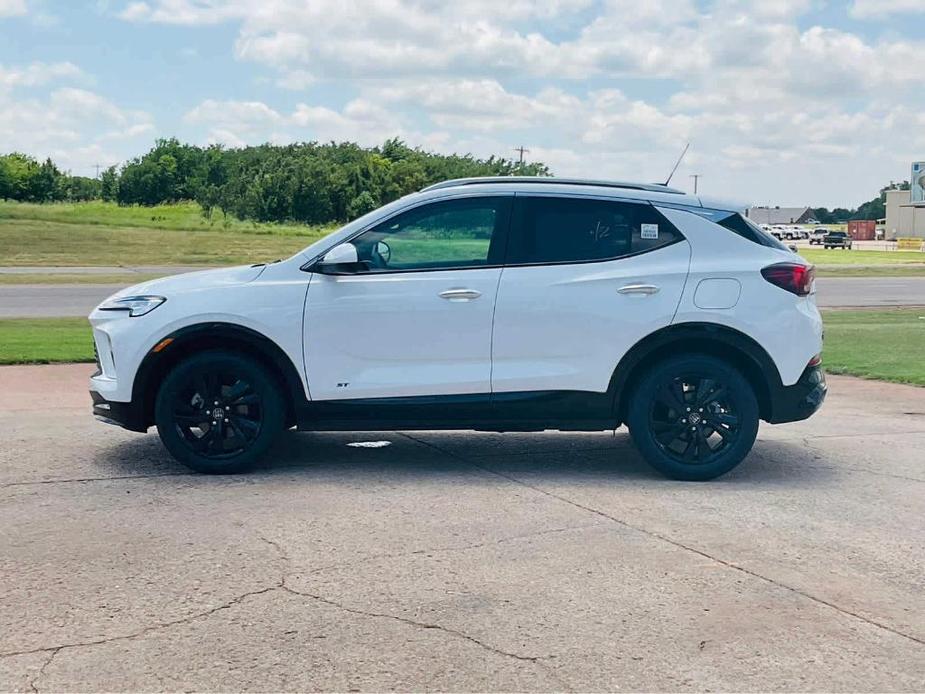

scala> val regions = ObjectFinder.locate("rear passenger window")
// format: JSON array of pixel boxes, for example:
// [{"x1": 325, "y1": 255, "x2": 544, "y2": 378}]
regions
[{"x1": 507, "y1": 196, "x2": 684, "y2": 265}]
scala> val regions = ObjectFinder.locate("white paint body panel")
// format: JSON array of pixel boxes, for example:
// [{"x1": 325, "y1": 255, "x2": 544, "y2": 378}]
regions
[
  {"x1": 491, "y1": 241, "x2": 691, "y2": 393},
  {"x1": 303, "y1": 268, "x2": 501, "y2": 400},
  {"x1": 89, "y1": 260, "x2": 311, "y2": 403},
  {"x1": 657, "y1": 206, "x2": 822, "y2": 386}
]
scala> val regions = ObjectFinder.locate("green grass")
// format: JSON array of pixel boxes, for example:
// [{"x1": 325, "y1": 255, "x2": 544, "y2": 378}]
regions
[
  {"x1": 800, "y1": 248, "x2": 925, "y2": 266},
  {"x1": 822, "y1": 308, "x2": 925, "y2": 386},
  {"x1": 0, "y1": 318, "x2": 94, "y2": 365},
  {"x1": 815, "y1": 265, "x2": 925, "y2": 277},
  {"x1": 0, "y1": 219, "x2": 327, "y2": 266},
  {"x1": 0, "y1": 200, "x2": 331, "y2": 236},
  {"x1": 0, "y1": 273, "x2": 164, "y2": 285}
]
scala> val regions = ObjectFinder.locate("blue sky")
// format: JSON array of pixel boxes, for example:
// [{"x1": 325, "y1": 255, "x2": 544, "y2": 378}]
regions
[{"x1": 2, "y1": 0, "x2": 924, "y2": 208}]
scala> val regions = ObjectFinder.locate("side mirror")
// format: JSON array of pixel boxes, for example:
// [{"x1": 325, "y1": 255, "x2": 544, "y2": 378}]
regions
[{"x1": 313, "y1": 243, "x2": 367, "y2": 274}]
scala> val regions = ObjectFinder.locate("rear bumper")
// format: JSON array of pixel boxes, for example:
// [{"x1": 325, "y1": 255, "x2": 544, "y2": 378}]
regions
[
  {"x1": 90, "y1": 390, "x2": 148, "y2": 432},
  {"x1": 767, "y1": 365, "x2": 826, "y2": 424}
]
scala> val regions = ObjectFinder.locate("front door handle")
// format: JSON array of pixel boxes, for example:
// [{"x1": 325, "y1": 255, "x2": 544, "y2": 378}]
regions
[
  {"x1": 618, "y1": 284, "x2": 660, "y2": 295},
  {"x1": 439, "y1": 288, "x2": 482, "y2": 302}
]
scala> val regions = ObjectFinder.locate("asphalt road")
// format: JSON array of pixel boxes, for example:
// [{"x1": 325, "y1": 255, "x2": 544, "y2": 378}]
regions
[
  {"x1": 1, "y1": 364, "x2": 923, "y2": 691},
  {"x1": 2, "y1": 276, "x2": 925, "y2": 317}
]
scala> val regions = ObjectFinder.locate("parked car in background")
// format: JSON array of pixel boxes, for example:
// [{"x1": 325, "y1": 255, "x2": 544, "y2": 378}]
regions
[
  {"x1": 823, "y1": 230, "x2": 853, "y2": 249},
  {"x1": 89, "y1": 177, "x2": 825, "y2": 481},
  {"x1": 809, "y1": 228, "x2": 829, "y2": 245}
]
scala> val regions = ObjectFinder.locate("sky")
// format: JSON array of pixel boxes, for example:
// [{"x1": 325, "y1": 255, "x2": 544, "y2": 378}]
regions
[{"x1": 1, "y1": 0, "x2": 924, "y2": 208}]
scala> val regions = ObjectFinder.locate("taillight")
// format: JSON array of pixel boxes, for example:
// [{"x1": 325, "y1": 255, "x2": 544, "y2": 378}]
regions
[{"x1": 761, "y1": 263, "x2": 814, "y2": 297}]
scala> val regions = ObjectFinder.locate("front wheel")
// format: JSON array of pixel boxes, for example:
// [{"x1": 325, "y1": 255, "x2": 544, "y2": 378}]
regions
[
  {"x1": 627, "y1": 355, "x2": 760, "y2": 481},
  {"x1": 154, "y1": 350, "x2": 284, "y2": 473}
]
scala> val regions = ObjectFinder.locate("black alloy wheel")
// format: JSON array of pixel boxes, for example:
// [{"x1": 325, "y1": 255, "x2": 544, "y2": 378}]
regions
[
  {"x1": 648, "y1": 375, "x2": 740, "y2": 465},
  {"x1": 155, "y1": 350, "x2": 284, "y2": 473},
  {"x1": 628, "y1": 354, "x2": 759, "y2": 481}
]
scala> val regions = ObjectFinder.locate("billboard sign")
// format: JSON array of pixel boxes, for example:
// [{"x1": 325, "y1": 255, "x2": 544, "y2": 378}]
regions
[{"x1": 913, "y1": 162, "x2": 925, "y2": 204}]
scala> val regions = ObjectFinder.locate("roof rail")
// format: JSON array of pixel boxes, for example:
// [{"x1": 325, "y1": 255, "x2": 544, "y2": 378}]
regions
[{"x1": 420, "y1": 176, "x2": 686, "y2": 195}]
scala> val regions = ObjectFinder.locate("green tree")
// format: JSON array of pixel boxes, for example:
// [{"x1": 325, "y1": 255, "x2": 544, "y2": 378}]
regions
[{"x1": 100, "y1": 166, "x2": 119, "y2": 201}]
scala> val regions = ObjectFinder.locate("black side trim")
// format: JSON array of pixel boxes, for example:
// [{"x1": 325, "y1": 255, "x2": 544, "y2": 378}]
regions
[
  {"x1": 296, "y1": 390, "x2": 615, "y2": 432},
  {"x1": 767, "y1": 365, "x2": 826, "y2": 424},
  {"x1": 90, "y1": 390, "x2": 147, "y2": 432}
]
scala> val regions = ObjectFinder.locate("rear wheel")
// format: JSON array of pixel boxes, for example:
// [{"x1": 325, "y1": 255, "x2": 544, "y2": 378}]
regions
[
  {"x1": 627, "y1": 354, "x2": 759, "y2": 481},
  {"x1": 154, "y1": 350, "x2": 284, "y2": 473}
]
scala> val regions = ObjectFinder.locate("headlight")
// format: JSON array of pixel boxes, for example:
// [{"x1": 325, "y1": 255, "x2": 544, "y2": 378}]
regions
[{"x1": 98, "y1": 295, "x2": 166, "y2": 317}]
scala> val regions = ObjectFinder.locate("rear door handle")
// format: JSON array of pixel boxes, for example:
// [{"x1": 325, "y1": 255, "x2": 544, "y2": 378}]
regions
[
  {"x1": 618, "y1": 284, "x2": 660, "y2": 295},
  {"x1": 439, "y1": 288, "x2": 482, "y2": 302}
]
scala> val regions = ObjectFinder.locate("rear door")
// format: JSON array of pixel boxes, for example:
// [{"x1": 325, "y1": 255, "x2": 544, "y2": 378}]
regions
[{"x1": 491, "y1": 195, "x2": 691, "y2": 396}]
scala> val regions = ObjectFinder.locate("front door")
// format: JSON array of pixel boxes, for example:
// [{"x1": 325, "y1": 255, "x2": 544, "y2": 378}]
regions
[{"x1": 304, "y1": 195, "x2": 511, "y2": 401}]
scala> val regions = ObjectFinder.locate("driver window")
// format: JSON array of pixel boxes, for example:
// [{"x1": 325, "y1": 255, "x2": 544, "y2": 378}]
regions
[{"x1": 351, "y1": 197, "x2": 508, "y2": 272}]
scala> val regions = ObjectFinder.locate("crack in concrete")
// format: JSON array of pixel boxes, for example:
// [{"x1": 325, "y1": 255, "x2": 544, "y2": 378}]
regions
[
  {"x1": 400, "y1": 432, "x2": 925, "y2": 649},
  {"x1": 0, "y1": 582, "x2": 282, "y2": 662},
  {"x1": 279, "y1": 583, "x2": 550, "y2": 663},
  {"x1": 27, "y1": 647, "x2": 60, "y2": 694},
  {"x1": 0, "y1": 472, "x2": 193, "y2": 490},
  {"x1": 258, "y1": 530, "x2": 570, "y2": 686}
]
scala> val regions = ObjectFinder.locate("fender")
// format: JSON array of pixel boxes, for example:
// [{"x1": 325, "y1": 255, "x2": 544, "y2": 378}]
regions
[
  {"x1": 132, "y1": 322, "x2": 307, "y2": 429},
  {"x1": 608, "y1": 322, "x2": 783, "y2": 423}
]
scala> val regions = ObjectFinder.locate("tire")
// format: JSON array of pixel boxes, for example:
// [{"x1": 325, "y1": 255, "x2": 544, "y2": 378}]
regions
[
  {"x1": 626, "y1": 354, "x2": 760, "y2": 481},
  {"x1": 154, "y1": 350, "x2": 285, "y2": 473}
]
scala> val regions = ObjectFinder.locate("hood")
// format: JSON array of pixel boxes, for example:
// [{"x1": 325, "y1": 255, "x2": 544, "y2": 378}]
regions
[{"x1": 108, "y1": 264, "x2": 267, "y2": 300}]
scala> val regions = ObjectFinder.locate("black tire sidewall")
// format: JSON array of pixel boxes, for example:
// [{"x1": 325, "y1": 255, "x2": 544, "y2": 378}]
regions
[
  {"x1": 627, "y1": 354, "x2": 759, "y2": 481},
  {"x1": 155, "y1": 350, "x2": 284, "y2": 474}
]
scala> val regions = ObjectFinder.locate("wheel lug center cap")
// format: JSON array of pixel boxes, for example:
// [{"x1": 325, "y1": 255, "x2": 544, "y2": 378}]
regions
[
  {"x1": 688, "y1": 412, "x2": 702, "y2": 425},
  {"x1": 211, "y1": 407, "x2": 225, "y2": 420}
]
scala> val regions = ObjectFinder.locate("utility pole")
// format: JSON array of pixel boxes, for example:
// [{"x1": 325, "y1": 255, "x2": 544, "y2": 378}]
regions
[
  {"x1": 513, "y1": 146, "x2": 530, "y2": 166},
  {"x1": 689, "y1": 173, "x2": 701, "y2": 194},
  {"x1": 94, "y1": 163, "x2": 102, "y2": 179}
]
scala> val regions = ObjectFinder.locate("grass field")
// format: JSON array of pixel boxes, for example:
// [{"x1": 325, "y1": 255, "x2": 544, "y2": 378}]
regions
[
  {"x1": 0, "y1": 219, "x2": 325, "y2": 266},
  {"x1": 0, "y1": 318, "x2": 94, "y2": 365},
  {"x1": 821, "y1": 308, "x2": 925, "y2": 386},
  {"x1": 3, "y1": 310, "x2": 922, "y2": 387},
  {"x1": 800, "y1": 248, "x2": 925, "y2": 266},
  {"x1": 0, "y1": 200, "x2": 330, "y2": 236}
]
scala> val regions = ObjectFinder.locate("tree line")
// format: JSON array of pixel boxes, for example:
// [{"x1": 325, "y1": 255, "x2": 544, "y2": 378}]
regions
[
  {"x1": 0, "y1": 139, "x2": 905, "y2": 225},
  {"x1": 813, "y1": 181, "x2": 910, "y2": 224},
  {"x1": 1, "y1": 139, "x2": 548, "y2": 225}
]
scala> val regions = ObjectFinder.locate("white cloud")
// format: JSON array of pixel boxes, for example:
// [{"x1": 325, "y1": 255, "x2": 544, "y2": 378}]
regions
[
  {"x1": 850, "y1": 0, "x2": 925, "y2": 18},
  {"x1": 0, "y1": 61, "x2": 82, "y2": 87},
  {"x1": 0, "y1": 63, "x2": 154, "y2": 173},
  {"x1": 0, "y1": 0, "x2": 27, "y2": 18}
]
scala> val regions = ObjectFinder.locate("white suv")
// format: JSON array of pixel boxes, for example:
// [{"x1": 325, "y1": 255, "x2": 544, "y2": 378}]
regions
[{"x1": 89, "y1": 177, "x2": 825, "y2": 481}]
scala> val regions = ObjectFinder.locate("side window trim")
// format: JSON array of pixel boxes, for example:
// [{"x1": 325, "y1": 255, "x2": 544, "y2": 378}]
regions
[{"x1": 503, "y1": 194, "x2": 685, "y2": 269}]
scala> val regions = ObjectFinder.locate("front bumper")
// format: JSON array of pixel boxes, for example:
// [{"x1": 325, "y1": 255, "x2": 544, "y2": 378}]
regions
[
  {"x1": 767, "y1": 365, "x2": 826, "y2": 424},
  {"x1": 90, "y1": 391, "x2": 148, "y2": 432}
]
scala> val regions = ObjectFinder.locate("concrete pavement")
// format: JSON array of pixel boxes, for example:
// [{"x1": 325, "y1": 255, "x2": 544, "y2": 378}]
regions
[
  {"x1": 1, "y1": 364, "x2": 923, "y2": 691},
  {"x1": 2, "y1": 276, "x2": 925, "y2": 317}
]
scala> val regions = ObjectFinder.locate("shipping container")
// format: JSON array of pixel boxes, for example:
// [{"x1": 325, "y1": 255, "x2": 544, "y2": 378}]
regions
[{"x1": 847, "y1": 220, "x2": 876, "y2": 240}]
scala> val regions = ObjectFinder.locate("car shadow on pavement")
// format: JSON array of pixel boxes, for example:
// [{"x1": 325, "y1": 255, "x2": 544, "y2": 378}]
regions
[{"x1": 93, "y1": 429, "x2": 838, "y2": 487}]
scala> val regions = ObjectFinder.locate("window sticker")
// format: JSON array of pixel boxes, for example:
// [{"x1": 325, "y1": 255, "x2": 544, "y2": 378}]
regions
[{"x1": 641, "y1": 223, "x2": 659, "y2": 239}]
